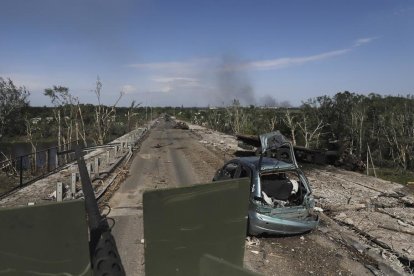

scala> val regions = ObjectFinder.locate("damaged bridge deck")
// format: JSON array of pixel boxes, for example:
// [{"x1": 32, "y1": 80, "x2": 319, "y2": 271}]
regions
[{"x1": 1, "y1": 118, "x2": 414, "y2": 275}]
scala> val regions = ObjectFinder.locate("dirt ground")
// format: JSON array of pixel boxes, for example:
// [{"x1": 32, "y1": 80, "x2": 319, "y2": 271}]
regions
[{"x1": 2, "y1": 118, "x2": 414, "y2": 275}]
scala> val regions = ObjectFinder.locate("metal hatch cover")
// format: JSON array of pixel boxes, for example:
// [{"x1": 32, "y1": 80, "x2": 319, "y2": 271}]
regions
[
  {"x1": 0, "y1": 200, "x2": 92, "y2": 275},
  {"x1": 143, "y1": 178, "x2": 251, "y2": 276},
  {"x1": 199, "y1": 254, "x2": 262, "y2": 276}
]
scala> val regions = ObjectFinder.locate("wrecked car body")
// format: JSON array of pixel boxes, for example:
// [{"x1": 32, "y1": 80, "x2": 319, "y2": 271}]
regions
[{"x1": 213, "y1": 131, "x2": 319, "y2": 235}]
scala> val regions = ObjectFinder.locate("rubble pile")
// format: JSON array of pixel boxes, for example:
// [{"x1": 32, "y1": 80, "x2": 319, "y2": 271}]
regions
[
  {"x1": 179, "y1": 121, "x2": 242, "y2": 153},
  {"x1": 183, "y1": 120, "x2": 414, "y2": 274},
  {"x1": 173, "y1": 121, "x2": 190, "y2": 130},
  {"x1": 306, "y1": 167, "x2": 414, "y2": 273}
]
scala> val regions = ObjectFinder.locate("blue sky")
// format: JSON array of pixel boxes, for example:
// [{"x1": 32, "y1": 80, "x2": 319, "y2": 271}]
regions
[{"x1": 1, "y1": 0, "x2": 413, "y2": 107}]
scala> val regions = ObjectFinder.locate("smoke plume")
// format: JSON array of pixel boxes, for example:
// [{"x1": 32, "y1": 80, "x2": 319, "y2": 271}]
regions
[
  {"x1": 214, "y1": 55, "x2": 256, "y2": 106},
  {"x1": 259, "y1": 94, "x2": 292, "y2": 107}
]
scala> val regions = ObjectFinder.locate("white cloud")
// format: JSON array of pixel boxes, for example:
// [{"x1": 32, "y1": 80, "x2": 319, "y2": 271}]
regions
[
  {"x1": 152, "y1": 77, "x2": 199, "y2": 86},
  {"x1": 127, "y1": 37, "x2": 378, "y2": 75},
  {"x1": 354, "y1": 37, "x2": 379, "y2": 47},
  {"x1": 127, "y1": 58, "x2": 213, "y2": 74},
  {"x1": 223, "y1": 37, "x2": 378, "y2": 71},
  {"x1": 151, "y1": 76, "x2": 201, "y2": 93},
  {"x1": 128, "y1": 61, "x2": 189, "y2": 70},
  {"x1": 244, "y1": 49, "x2": 351, "y2": 71},
  {"x1": 121, "y1": 84, "x2": 137, "y2": 94}
]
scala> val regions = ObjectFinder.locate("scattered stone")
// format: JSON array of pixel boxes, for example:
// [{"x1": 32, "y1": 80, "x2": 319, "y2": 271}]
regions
[
  {"x1": 335, "y1": 212, "x2": 347, "y2": 219},
  {"x1": 397, "y1": 220, "x2": 409, "y2": 227},
  {"x1": 344, "y1": 218, "x2": 354, "y2": 225},
  {"x1": 313, "y1": 206, "x2": 324, "y2": 212},
  {"x1": 246, "y1": 236, "x2": 260, "y2": 246},
  {"x1": 48, "y1": 190, "x2": 56, "y2": 200},
  {"x1": 174, "y1": 121, "x2": 189, "y2": 130}
]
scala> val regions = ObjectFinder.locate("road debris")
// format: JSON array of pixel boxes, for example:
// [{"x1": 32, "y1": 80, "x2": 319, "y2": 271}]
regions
[
  {"x1": 173, "y1": 121, "x2": 189, "y2": 130},
  {"x1": 246, "y1": 236, "x2": 260, "y2": 247},
  {"x1": 313, "y1": 206, "x2": 324, "y2": 212},
  {"x1": 181, "y1": 120, "x2": 414, "y2": 274}
]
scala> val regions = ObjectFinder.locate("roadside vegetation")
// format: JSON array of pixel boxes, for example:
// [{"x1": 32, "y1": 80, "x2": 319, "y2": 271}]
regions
[
  {"x1": 173, "y1": 93, "x2": 414, "y2": 184},
  {"x1": 0, "y1": 77, "x2": 158, "y2": 159},
  {"x1": 1, "y1": 76, "x2": 414, "y2": 183}
]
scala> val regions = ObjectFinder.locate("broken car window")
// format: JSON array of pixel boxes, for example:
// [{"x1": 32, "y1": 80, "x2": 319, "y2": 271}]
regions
[{"x1": 260, "y1": 170, "x2": 305, "y2": 208}]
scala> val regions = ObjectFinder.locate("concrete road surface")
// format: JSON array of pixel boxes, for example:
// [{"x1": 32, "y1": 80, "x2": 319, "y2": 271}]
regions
[
  {"x1": 109, "y1": 119, "x2": 374, "y2": 276},
  {"x1": 108, "y1": 120, "x2": 224, "y2": 275}
]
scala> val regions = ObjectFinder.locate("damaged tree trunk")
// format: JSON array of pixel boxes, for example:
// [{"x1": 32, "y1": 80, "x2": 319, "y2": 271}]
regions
[
  {"x1": 283, "y1": 109, "x2": 297, "y2": 145},
  {"x1": 367, "y1": 145, "x2": 377, "y2": 177}
]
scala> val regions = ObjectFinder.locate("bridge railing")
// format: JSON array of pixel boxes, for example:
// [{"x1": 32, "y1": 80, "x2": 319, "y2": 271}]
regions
[
  {"x1": 0, "y1": 141, "x2": 82, "y2": 197},
  {"x1": 0, "y1": 126, "x2": 150, "y2": 199}
]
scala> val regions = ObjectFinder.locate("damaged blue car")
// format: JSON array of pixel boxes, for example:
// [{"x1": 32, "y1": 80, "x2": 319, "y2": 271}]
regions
[{"x1": 213, "y1": 131, "x2": 319, "y2": 235}]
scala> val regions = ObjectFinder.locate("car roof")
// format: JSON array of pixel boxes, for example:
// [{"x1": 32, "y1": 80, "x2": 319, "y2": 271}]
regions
[{"x1": 234, "y1": 156, "x2": 296, "y2": 171}]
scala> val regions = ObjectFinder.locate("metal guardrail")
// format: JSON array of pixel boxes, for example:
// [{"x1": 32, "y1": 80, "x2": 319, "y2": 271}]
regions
[
  {"x1": 0, "y1": 141, "x2": 77, "y2": 196},
  {"x1": 0, "y1": 126, "x2": 150, "y2": 198},
  {"x1": 0, "y1": 142, "x2": 121, "y2": 197}
]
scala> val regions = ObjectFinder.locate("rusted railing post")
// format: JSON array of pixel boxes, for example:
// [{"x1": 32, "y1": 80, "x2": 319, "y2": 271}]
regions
[
  {"x1": 47, "y1": 148, "x2": 51, "y2": 172},
  {"x1": 19, "y1": 156, "x2": 23, "y2": 186},
  {"x1": 94, "y1": 157, "x2": 99, "y2": 178},
  {"x1": 71, "y1": 172, "x2": 77, "y2": 198},
  {"x1": 55, "y1": 147, "x2": 59, "y2": 169}
]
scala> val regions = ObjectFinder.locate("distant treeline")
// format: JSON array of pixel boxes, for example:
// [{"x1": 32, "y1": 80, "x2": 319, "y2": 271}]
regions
[
  {"x1": 1, "y1": 76, "x2": 413, "y2": 172},
  {"x1": 0, "y1": 77, "x2": 159, "y2": 149},
  {"x1": 175, "y1": 92, "x2": 414, "y2": 172},
  {"x1": 1, "y1": 104, "x2": 156, "y2": 143}
]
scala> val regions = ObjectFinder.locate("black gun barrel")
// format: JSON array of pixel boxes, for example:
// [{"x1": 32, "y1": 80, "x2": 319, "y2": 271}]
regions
[{"x1": 75, "y1": 146, "x2": 126, "y2": 276}]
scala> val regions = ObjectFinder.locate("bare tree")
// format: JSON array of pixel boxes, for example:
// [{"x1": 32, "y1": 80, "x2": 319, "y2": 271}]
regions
[
  {"x1": 24, "y1": 117, "x2": 37, "y2": 173},
  {"x1": 44, "y1": 85, "x2": 88, "y2": 167},
  {"x1": 297, "y1": 114, "x2": 326, "y2": 148},
  {"x1": 126, "y1": 100, "x2": 142, "y2": 132},
  {"x1": 76, "y1": 104, "x2": 88, "y2": 147},
  {"x1": 283, "y1": 109, "x2": 298, "y2": 145},
  {"x1": 351, "y1": 98, "x2": 366, "y2": 157},
  {"x1": 93, "y1": 77, "x2": 124, "y2": 145},
  {"x1": 225, "y1": 99, "x2": 249, "y2": 134},
  {"x1": 267, "y1": 114, "x2": 278, "y2": 132},
  {"x1": 297, "y1": 99, "x2": 329, "y2": 148},
  {"x1": 44, "y1": 86, "x2": 87, "y2": 151},
  {"x1": 0, "y1": 77, "x2": 30, "y2": 138},
  {"x1": 379, "y1": 110, "x2": 414, "y2": 170}
]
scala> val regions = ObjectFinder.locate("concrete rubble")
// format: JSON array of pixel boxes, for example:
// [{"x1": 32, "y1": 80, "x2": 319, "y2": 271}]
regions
[{"x1": 183, "y1": 120, "x2": 414, "y2": 275}]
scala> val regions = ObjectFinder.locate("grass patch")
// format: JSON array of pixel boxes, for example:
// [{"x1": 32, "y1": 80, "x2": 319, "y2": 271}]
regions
[
  {"x1": 374, "y1": 167, "x2": 414, "y2": 185},
  {"x1": 300, "y1": 162, "x2": 414, "y2": 186}
]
